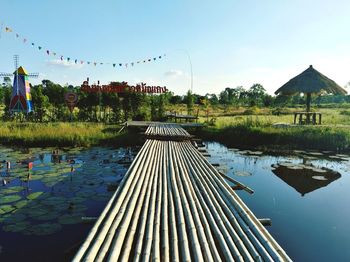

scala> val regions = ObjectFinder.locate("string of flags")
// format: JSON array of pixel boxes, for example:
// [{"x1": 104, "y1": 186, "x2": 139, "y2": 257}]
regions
[{"x1": 2, "y1": 24, "x2": 166, "y2": 68}]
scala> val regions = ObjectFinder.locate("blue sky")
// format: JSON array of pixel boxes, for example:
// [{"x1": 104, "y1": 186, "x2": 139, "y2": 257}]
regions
[{"x1": 1, "y1": 0, "x2": 350, "y2": 95}]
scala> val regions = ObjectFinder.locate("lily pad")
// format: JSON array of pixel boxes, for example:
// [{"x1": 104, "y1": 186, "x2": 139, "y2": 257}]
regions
[
  {"x1": 336, "y1": 154, "x2": 349, "y2": 158},
  {"x1": 0, "y1": 194, "x2": 22, "y2": 204},
  {"x1": 58, "y1": 213, "x2": 84, "y2": 225},
  {"x1": 35, "y1": 212, "x2": 61, "y2": 221},
  {"x1": 246, "y1": 151, "x2": 263, "y2": 156},
  {"x1": 3, "y1": 221, "x2": 31, "y2": 233},
  {"x1": 76, "y1": 190, "x2": 96, "y2": 198},
  {"x1": 29, "y1": 223, "x2": 62, "y2": 236},
  {"x1": 14, "y1": 200, "x2": 30, "y2": 209},
  {"x1": 41, "y1": 196, "x2": 66, "y2": 205},
  {"x1": 27, "y1": 192, "x2": 44, "y2": 200},
  {"x1": 92, "y1": 194, "x2": 112, "y2": 201},
  {"x1": 312, "y1": 176, "x2": 328, "y2": 181},
  {"x1": 0, "y1": 204, "x2": 16, "y2": 214},
  {"x1": 307, "y1": 152, "x2": 324, "y2": 156},
  {"x1": 0, "y1": 186, "x2": 24, "y2": 194},
  {"x1": 27, "y1": 208, "x2": 49, "y2": 218},
  {"x1": 286, "y1": 165, "x2": 304, "y2": 170},
  {"x1": 234, "y1": 171, "x2": 252, "y2": 177},
  {"x1": 2, "y1": 213, "x2": 27, "y2": 224},
  {"x1": 279, "y1": 162, "x2": 295, "y2": 167},
  {"x1": 311, "y1": 168, "x2": 327, "y2": 173}
]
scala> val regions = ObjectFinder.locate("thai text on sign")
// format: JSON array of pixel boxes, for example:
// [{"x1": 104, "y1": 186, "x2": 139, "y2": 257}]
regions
[{"x1": 80, "y1": 80, "x2": 167, "y2": 93}]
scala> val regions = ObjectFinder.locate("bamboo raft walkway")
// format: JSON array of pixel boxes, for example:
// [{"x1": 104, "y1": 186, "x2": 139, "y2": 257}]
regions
[{"x1": 74, "y1": 123, "x2": 291, "y2": 262}]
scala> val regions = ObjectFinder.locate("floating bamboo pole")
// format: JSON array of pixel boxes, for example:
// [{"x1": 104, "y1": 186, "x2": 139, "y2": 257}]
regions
[{"x1": 73, "y1": 124, "x2": 291, "y2": 262}]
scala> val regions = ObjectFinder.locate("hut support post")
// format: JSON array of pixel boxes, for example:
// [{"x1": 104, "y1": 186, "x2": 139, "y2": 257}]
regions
[
  {"x1": 306, "y1": 93, "x2": 311, "y2": 124},
  {"x1": 306, "y1": 93, "x2": 311, "y2": 112}
]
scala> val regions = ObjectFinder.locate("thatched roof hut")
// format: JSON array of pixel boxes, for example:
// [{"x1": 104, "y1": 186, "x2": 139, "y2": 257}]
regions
[{"x1": 275, "y1": 65, "x2": 347, "y2": 111}]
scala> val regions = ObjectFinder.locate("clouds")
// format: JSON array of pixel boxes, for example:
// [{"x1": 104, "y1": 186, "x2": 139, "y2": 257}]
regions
[
  {"x1": 164, "y1": 69, "x2": 184, "y2": 77},
  {"x1": 46, "y1": 59, "x2": 84, "y2": 69}
]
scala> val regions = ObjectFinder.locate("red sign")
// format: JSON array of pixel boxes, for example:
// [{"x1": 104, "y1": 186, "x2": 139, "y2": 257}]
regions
[
  {"x1": 80, "y1": 80, "x2": 167, "y2": 94},
  {"x1": 65, "y1": 92, "x2": 78, "y2": 113}
]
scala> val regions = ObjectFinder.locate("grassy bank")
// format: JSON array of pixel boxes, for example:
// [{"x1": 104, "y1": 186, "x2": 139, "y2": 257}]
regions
[
  {"x1": 0, "y1": 122, "x2": 142, "y2": 147},
  {"x1": 198, "y1": 123, "x2": 350, "y2": 152}
]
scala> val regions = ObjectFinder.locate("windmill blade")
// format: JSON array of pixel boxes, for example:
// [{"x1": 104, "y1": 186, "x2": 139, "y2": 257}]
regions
[
  {"x1": 28, "y1": 73, "x2": 39, "y2": 78},
  {"x1": 0, "y1": 73, "x2": 13, "y2": 77}
]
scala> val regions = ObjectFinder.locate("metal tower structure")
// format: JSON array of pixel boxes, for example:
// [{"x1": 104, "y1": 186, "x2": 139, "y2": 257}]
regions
[{"x1": 0, "y1": 55, "x2": 39, "y2": 113}]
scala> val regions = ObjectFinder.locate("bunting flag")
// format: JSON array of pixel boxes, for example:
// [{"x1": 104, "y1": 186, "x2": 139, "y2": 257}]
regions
[{"x1": 2, "y1": 22, "x2": 166, "y2": 69}]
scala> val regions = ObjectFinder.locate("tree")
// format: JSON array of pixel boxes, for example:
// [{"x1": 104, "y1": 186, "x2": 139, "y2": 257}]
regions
[
  {"x1": 247, "y1": 83, "x2": 266, "y2": 106},
  {"x1": 206, "y1": 93, "x2": 219, "y2": 105},
  {"x1": 169, "y1": 95, "x2": 183, "y2": 104},
  {"x1": 42, "y1": 80, "x2": 67, "y2": 120},
  {"x1": 2, "y1": 77, "x2": 12, "y2": 87},
  {"x1": 185, "y1": 90, "x2": 194, "y2": 115},
  {"x1": 31, "y1": 84, "x2": 49, "y2": 122}
]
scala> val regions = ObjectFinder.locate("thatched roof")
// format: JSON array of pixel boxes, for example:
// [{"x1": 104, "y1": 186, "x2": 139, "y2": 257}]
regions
[
  {"x1": 272, "y1": 166, "x2": 341, "y2": 196},
  {"x1": 275, "y1": 65, "x2": 347, "y2": 95}
]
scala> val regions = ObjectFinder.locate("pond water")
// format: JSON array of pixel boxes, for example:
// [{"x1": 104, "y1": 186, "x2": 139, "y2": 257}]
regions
[
  {"x1": 206, "y1": 142, "x2": 350, "y2": 262},
  {"x1": 0, "y1": 146, "x2": 137, "y2": 262},
  {"x1": 1, "y1": 143, "x2": 349, "y2": 261}
]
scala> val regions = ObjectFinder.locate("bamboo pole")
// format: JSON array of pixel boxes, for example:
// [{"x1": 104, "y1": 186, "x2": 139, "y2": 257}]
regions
[
  {"x1": 161, "y1": 141, "x2": 170, "y2": 262},
  {"x1": 218, "y1": 171, "x2": 254, "y2": 194}
]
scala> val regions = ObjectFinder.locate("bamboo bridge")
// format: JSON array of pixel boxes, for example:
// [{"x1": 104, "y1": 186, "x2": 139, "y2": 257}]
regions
[{"x1": 73, "y1": 123, "x2": 291, "y2": 262}]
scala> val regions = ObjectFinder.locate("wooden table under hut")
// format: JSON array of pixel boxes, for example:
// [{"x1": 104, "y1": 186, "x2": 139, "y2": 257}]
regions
[
  {"x1": 293, "y1": 111, "x2": 322, "y2": 125},
  {"x1": 166, "y1": 110, "x2": 199, "y2": 123}
]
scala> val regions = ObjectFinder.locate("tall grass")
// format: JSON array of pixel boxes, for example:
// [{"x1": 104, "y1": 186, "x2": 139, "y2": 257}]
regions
[
  {"x1": 0, "y1": 122, "x2": 141, "y2": 147},
  {"x1": 198, "y1": 119, "x2": 350, "y2": 152}
]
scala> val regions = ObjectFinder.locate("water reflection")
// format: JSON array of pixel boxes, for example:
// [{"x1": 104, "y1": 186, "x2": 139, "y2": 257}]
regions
[
  {"x1": 271, "y1": 165, "x2": 341, "y2": 196},
  {"x1": 205, "y1": 142, "x2": 350, "y2": 261}
]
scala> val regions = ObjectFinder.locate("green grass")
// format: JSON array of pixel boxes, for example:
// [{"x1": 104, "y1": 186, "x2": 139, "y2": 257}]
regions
[
  {"x1": 198, "y1": 120, "x2": 350, "y2": 152},
  {"x1": 0, "y1": 122, "x2": 142, "y2": 147},
  {"x1": 198, "y1": 108, "x2": 350, "y2": 127},
  {"x1": 196, "y1": 107, "x2": 350, "y2": 151}
]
